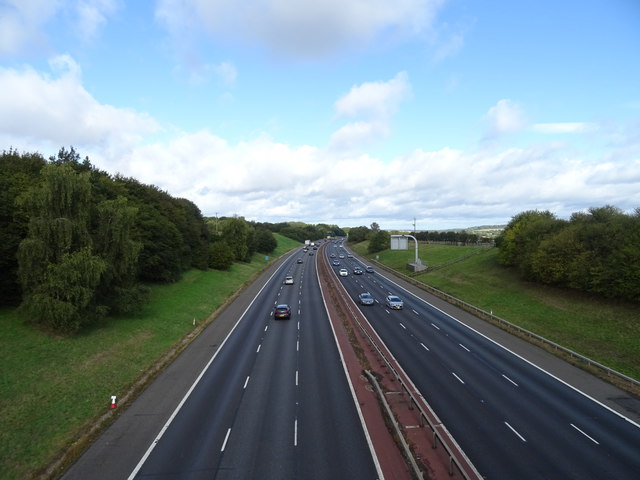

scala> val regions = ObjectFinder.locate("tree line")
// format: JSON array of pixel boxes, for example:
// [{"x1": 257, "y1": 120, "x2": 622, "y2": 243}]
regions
[
  {"x1": 415, "y1": 230, "x2": 493, "y2": 245},
  {"x1": 0, "y1": 148, "x2": 282, "y2": 333},
  {"x1": 347, "y1": 223, "x2": 491, "y2": 252},
  {"x1": 496, "y1": 206, "x2": 640, "y2": 302},
  {"x1": 257, "y1": 221, "x2": 346, "y2": 243}
]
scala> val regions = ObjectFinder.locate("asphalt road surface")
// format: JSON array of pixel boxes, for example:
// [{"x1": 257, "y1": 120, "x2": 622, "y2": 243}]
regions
[
  {"x1": 328, "y1": 241, "x2": 640, "y2": 479},
  {"x1": 62, "y1": 248, "x2": 379, "y2": 480}
]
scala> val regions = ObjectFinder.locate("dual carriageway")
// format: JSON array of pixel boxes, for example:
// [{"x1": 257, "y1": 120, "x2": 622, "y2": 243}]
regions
[{"x1": 63, "y1": 240, "x2": 640, "y2": 479}]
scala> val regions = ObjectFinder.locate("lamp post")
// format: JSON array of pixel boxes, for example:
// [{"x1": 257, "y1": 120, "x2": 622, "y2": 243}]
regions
[
  {"x1": 402, "y1": 234, "x2": 421, "y2": 267},
  {"x1": 391, "y1": 234, "x2": 425, "y2": 272}
]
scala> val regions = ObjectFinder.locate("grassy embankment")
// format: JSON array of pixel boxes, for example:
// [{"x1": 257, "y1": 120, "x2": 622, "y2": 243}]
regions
[
  {"x1": 0, "y1": 234, "x2": 300, "y2": 480},
  {"x1": 351, "y1": 242, "x2": 640, "y2": 382}
]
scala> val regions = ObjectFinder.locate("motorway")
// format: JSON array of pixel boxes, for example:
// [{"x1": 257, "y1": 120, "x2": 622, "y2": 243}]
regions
[
  {"x1": 327, "y1": 241, "x2": 640, "y2": 479},
  {"x1": 63, "y1": 247, "x2": 379, "y2": 480}
]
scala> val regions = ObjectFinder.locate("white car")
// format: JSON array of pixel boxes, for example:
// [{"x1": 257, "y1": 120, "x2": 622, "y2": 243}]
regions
[
  {"x1": 339, "y1": 268, "x2": 348, "y2": 277},
  {"x1": 284, "y1": 276, "x2": 294, "y2": 285}
]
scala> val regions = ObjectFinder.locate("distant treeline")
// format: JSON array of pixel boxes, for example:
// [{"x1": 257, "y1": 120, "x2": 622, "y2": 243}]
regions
[
  {"x1": 0, "y1": 148, "x2": 333, "y2": 333},
  {"x1": 258, "y1": 221, "x2": 346, "y2": 243},
  {"x1": 414, "y1": 230, "x2": 494, "y2": 245},
  {"x1": 496, "y1": 207, "x2": 640, "y2": 302}
]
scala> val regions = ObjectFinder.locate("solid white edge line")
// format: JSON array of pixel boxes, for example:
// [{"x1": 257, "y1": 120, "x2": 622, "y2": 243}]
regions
[
  {"x1": 127, "y1": 258, "x2": 291, "y2": 480},
  {"x1": 316, "y1": 262, "x2": 385, "y2": 480},
  {"x1": 375, "y1": 270, "x2": 640, "y2": 429}
]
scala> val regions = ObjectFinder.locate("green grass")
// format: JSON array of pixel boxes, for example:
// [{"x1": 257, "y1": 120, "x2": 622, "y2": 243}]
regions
[
  {"x1": 0, "y1": 234, "x2": 300, "y2": 480},
  {"x1": 352, "y1": 242, "x2": 640, "y2": 381}
]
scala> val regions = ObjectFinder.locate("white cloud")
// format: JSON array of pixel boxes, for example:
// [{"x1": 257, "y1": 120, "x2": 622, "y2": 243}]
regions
[
  {"x1": 0, "y1": 54, "x2": 159, "y2": 148},
  {"x1": 329, "y1": 72, "x2": 411, "y2": 150},
  {"x1": 0, "y1": 0, "x2": 118, "y2": 56},
  {"x1": 484, "y1": 99, "x2": 526, "y2": 137},
  {"x1": 85, "y1": 125, "x2": 637, "y2": 230},
  {"x1": 2, "y1": 56, "x2": 639, "y2": 230},
  {"x1": 0, "y1": 0, "x2": 59, "y2": 56},
  {"x1": 335, "y1": 71, "x2": 410, "y2": 119},
  {"x1": 75, "y1": 0, "x2": 119, "y2": 42},
  {"x1": 155, "y1": 0, "x2": 446, "y2": 59}
]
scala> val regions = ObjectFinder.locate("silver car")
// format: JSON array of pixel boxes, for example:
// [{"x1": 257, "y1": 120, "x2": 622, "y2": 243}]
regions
[
  {"x1": 385, "y1": 295, "x2": 403, "y2": 310},
  {"x1": 359, "y1": 292, "x2": 374, "y2": 305}
]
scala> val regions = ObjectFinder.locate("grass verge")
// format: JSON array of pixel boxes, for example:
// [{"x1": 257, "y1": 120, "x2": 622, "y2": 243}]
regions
[
  {"x1": 351, "y1": 242, "x2": 640, "y2": 383},
  {"x1": 0, "y1": 234, "x2": 300, "y2": 480}
]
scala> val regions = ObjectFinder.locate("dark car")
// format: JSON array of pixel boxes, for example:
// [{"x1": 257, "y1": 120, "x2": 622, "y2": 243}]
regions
[
  {"x1": 359, "y1": 292, "x2": 374, "y2": 305},
  {"x1": 332, "y1": 260, "x2": 340, "y2": 266},
  {"x1": 353, "y1": 267, "x2": 363, "y2": 275},
  {"x1": 297, "y1": 258, "x2": 303, "y2": 264},
  {"x1": 274, "y1": 304, "x2": 291, "y2": 319},
  {"x1": 365, "y1": 266, "x2": 375, "y2": 273}
]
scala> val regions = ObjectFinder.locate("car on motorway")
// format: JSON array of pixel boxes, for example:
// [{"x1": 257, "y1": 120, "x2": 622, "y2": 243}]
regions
[
  {"x1": 347, "y1": 254, "x2": 353, "y2": 258},
  {"x1": 297, "y1": 258, "x2": 303, "y2": 264},
  {"x1": 339, "y1": 254, "x2": 345, "y2": 259},
  {"x1": 284, "y1": 275, "x2": 294, "y2": 285},
  {"x1": 353, "y1": 267, "x2": 363, "y2": 275},
  {"x1": 274, "y1": 304, "x2": 291, "y2": 319},
  {"x1": 365, "y1": 266, "x2": 375, "y2": 273},
  {"x1": 359, "y1": 292, "x2": 374, "y2": 305},
  {"x1": 330, "y1": 253, "x2": 336, "y2": 258},
  {"x1": 339, "y1": 268, "x2": 348, "y2": 277},
  {"x1": 332, "y1": 260, "x2": 340, "y2": 266},
  {"x1": 385, "y1": 295, "x2": 403, "y2": 310},
  {"x1": 309, "y1": 251, "x2": 314, "y2": 256}
]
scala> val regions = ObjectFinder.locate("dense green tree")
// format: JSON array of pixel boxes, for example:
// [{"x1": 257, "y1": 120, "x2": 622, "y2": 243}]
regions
[
  {"x1": 254, "y1": 228, "x2": 277, "y2": 254},
  {"x1": 221, "y1": 216, "x2": 255, "y2": 261},
  {"x1": 208, "y1": 241, "x2": 235, "y2": 270},
  {"x1": 93, "y1": 196, "x2": 146, "y2": 313},
  {"x1": 348, "y1": 226, "x2": 370, "y2": 243},
  {"x1": 500, "y1": 205, "x2": 640, "y2": 301},
  {"x1": 17, "y1": 164, "x2": 106, "y2": 332},
  {"x1": 0, "y1": 149, "x2": 46, "y2": 305},
  {"x1": 497, "y1": 210, "x2": 565, "y2": 278},
  {"x1": 368, "y1": 230, "x2": 390, "y2": 253},
  {"x1": 134, "y1": 205, "x2": 184, "y2": 282}
]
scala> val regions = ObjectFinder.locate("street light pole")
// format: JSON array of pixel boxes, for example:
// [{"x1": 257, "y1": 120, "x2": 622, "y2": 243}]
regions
[{"x1": 402, "y1": 234, "x2": 421, "y2": 267}]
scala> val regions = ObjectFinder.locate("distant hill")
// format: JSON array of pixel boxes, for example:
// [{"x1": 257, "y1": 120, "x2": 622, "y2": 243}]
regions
[{"x1": 465, "y1": 225, "x2": 505, "y2": 238}]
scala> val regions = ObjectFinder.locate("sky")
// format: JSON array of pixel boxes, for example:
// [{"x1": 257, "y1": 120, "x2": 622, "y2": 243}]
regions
[{"x1": 1, "y1": 0, "x2": 639, "y2": 230}]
